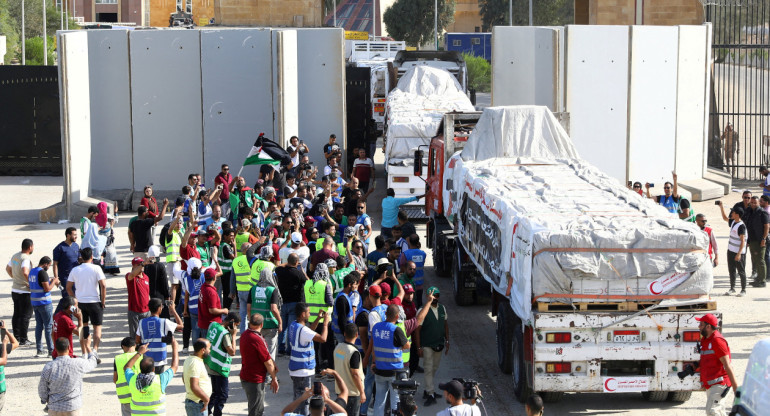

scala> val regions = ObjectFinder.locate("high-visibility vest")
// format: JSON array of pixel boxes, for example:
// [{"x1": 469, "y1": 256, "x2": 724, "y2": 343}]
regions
[
  {"x1": 368, "y1": 304, "x2": 387, "y2": 336},
  {"x1": 249, "y1": 286, "x2": 278, "y2": 329},
  {"x1": 128, "y1": 372, "x2": 166, "y2": 415},
  {"x1": 372, "y1": 321, "x2": 402, "y2": 371},
  {"x1": 288, "y1": 321, "x2": 315, "y2": 372},
  {"x1": 304, "y1": 280, "x2": 330, "y2": 324},
  {"x1": 314, "y1": 239, "x2": 347, "y2": 257},
  {"x1": 249, "y1": 258, "x2": 273, "y2": 285},
  {"x1": 217, "y1": 243, "x2": 233, "y2": 274},
  {"x1": 29, "y1": 267, "x2": 52, "y2": 306},
  {"x1": 115, "y1": 352, "x2": 141, "y2": 404},
  {"x1": 232, "y1": 255, "x2": 253, "y2": 292},
  {"x1": 204, "y1": 322, "x2": 233, "y2": 377},
  {"x1": 396, "y1": 321, "x2": 410, "y2": 364},
  {"x1": 183, "y1": 272, "x2": 204, "y2": 315},
  {"x1": 165, "y1": 230, "x2": 181, "y2": 263},
  {"x1": 196, "y1": 243, "x2": 211, "y2": 267},
  {"x1": 402, "y1": 249, "x2": 426, "y2": 287},
  {"x1": 235, "y1": 232, "x2": 250, "y2": 252},
  {"x1": 332, "y1": 292, "x2": 354, "y2": 335},
  {"x1": 139, "y1": 316, "x2": 169, "y2": 366},
  {"x1": 0, "y1": 365, "x2": 5, "y2": 394}
]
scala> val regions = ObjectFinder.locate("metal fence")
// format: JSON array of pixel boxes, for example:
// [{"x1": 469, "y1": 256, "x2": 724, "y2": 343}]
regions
[
  {"x1": 0, "y1": 66, "x2": 62, "y2": 176},
  {"x1": 705, "y1": 1, "x2": 770, "y2": 181}
]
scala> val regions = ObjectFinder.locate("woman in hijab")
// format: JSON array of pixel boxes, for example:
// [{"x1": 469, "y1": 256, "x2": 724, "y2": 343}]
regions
[{"x1": 255, "y1": 267, "x2": 282, "y2": 362}]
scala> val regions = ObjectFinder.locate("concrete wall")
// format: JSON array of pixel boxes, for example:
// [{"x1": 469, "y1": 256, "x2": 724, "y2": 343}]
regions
[{"x1": 214, "y1": 0, "x2": 322, "y2": 27}]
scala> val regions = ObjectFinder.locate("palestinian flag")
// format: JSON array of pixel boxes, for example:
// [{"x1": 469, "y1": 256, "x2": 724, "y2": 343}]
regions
[{"x1": 243, "y1": 133, "x2": 291, "y2": 166}]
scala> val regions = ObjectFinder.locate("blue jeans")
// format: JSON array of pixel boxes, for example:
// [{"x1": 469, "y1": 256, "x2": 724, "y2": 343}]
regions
[
  {"x1": 238, "y1": 291, "x2": 250, "y2": 333},
  {"x1": 278, "y1": 302, "x2": 297, "y2": 354},
  {"x1": 363, "y1": 368, "x2": 375, "y2": 415},
  {"x1": 33, "y1": 303, "x2": 53, "y2": 353},
  {"x1": 291, "y1": 376, "x2": 312, "y2": 415},
  {"x1": 185, "y1": 398, "x2": 206, "y2": 415},
  {"x1": 208, "y1": 374, "x2": 229, "y2": 416},
  {"x1": 374, "y1": 373, "x2": 397, "y2": 416},
  {"x1": 190, "y1": 314, "x2": 200, "y2": 341}
]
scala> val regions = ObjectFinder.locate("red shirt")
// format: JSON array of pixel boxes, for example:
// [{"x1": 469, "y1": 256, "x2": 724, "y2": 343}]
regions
[
  {"x1": 140, "y1": 197, "x2": 159, "y2": 218},
  {"x1": 198, "y1": 283, "x2": 222, "y2": 329},
  {"x1": 699, "y1": 331, "x2": 731, "y2": 388},
  {"x1": 402, "y1": 300, "x2": 417, "y2": 320},
  {"x1": 215, "y1": 173, "x2": 233, "y2": 203},
  {"x1": 180, "y1": 242, "x2": 200, "y2": 271},
  {"x1": 52, "y1": 311, "x2": 76, "y2": 358},
  {"x1": 239, "y1": 329, "x2": 271, "y2": 383},
  {"x1": 126, "y1": 272, "x2": 151, "y2": 313}
]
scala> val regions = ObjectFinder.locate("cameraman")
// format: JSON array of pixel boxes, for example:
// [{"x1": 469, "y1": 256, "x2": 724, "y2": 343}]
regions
[
  {"x1": 281, "y1": 368, "x2": 348, "y2": 416},
  {"x1": 436, "y1": 380, "x2": 480, "y2": 416}
]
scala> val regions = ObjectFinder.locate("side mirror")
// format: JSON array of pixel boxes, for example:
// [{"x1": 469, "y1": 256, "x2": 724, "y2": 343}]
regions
[{"x1": 414, "y1": 150, "x2": 423, "y2": 176}]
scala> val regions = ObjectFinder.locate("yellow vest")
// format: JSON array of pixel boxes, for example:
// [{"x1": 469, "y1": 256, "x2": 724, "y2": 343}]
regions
[
  {"x1": 232, "y1": 254, "x2": 252, "y2": 292},
  {"x1": 115, "y1": 352, "x2": 141, "y2": 404},
  {"x1": 235, "y1": 232, "x2": 250, "y2": 252},
  {"x1": 165, "y1": 231, "x2": 181, "y2": 263},
  {"x1": 314, "y1": 240, "x2": 347, "y2": 257},
  {"x1": 128, "y1": 372, "x2": 165, "y2": 415},
  {"x1": 396, "y1": 322, "x2": 411, "y2": 363},
  {"x1": 250, "y1": 259, "x2": 274, "y2": 284},
  {"x1": 304, "y1": 280, "x2": 331, "y2": 323}
]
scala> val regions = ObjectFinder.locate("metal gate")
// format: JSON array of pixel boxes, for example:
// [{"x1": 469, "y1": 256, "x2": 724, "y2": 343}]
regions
[
  {"x1": 705, "y1": 0, "x2": 770, "y2": 181},
  {"x1": 0, "y1": 66, "x2": 62, "y2": 176}
]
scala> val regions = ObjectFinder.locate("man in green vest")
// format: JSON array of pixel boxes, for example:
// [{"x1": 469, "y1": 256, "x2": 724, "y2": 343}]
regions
[
  {"x1": 414, "y1": 287, "x2": 448, "y2": 407},
  {"x1": 330, "y1": 257, "x2": 354, "y2": 297},
  {"x1": 247, "y1": 271, "x2": 282, "y2": 362},
  {"x1": 124, "y1": 333, "x2": 180, "y2": 416},
  {"x1": 204, "y1": 312, "x2": 239, "y2": 416},
  {"x1": 113, "y1": 337, "x2": 141, "y2": 416},
  {"x1": 232, "y1": 243, "x2": 255, "y2": 333},
  {"x1": 217, "y1": 229, "x2": 236, "y2": 310}
]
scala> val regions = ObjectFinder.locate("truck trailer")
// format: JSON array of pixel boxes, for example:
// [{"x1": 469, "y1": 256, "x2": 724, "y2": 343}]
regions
[{"x1": 421, "y1": 106, "x2": 718, "y2": 402}]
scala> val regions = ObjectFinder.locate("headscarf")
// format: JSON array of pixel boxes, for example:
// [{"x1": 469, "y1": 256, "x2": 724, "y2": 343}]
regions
[
  {"x1": 324, "y1": 259, "x2": 338, "y2": 270},
  {"x1": 136, "y1": 372, "x2": 155, "y2": 391},
  {"x1": 259, "y1": 245, "x2": 274, "y2": 260},
  {"x1": 312, "y1": 263, "x2": 329, "y2": 283},
  {"x1": 258, "y1": 267, "x2": 282, "y2": 310},
  {"x1": 95, "y1": 202, "x2": 108, "y2": 228}
]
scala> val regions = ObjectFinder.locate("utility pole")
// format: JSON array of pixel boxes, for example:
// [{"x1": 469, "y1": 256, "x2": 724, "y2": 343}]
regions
[
  {"x1": 21, "y1": 0, "x2": 25, "y2": 65},
  {"x1": 371, "y1": 0, "x2": 376, "y2": 37},
  {"x1": 509, "y1": 0, "x2": 512, "y2": 25},
  {"x1": 434, "y1": 0, "x2": 438, "y2": 50},
  {"x1": 333, "y1": 0, "x2": 337, "y2": 27},
  {"x1": 529, "y1": 0, "x2": 533, "y2": 25},
  {"x1": 60, "y1": 0, "x2": 63, "y2": 31},
  {"x1": 43, "y1": 0, "x2": 47, "y2": 65}
]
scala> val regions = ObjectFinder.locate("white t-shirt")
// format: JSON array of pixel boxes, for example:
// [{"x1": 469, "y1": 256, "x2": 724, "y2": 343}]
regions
[
  {"x1": 69, "y1": 263, "x2": 106, "y2": 303},
  {"x1": 279, "y1": 246, "x2": 311, "y2": 270},
  {"x1": 289, "y1": 324, "x2": 318, "y2": 377},
  {"x1": 135, "y1": 318, "x2": 178, "y2": 366},
  {"x1": 437, "y1": 404, "x2": 482, "y2": 416},
  {"x1": 7, "y1": 259, "x2": 32, "y2": 294}
]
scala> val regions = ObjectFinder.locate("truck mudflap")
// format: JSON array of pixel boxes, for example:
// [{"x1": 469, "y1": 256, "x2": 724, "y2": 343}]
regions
[{"x1": 530, "y1": 311, "x2": 717, "y2": 393}]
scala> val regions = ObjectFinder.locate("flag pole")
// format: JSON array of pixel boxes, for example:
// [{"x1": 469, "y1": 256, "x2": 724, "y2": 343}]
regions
[{"x1": 236, "y1": 166, "x2": 245, "y2": 178}]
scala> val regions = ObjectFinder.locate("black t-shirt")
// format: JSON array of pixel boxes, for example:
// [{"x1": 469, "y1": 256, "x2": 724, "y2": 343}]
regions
[
  {"x1": 343, "y1": 195, "x2": 358, "y2": 217},
  {"x1": 355, "y1": 309, "x2": 369, "y2": 328},
  {"x1": 335, "y1": 294, "x2": 352, "y2": 331},
  {"x1": 37, "y1": 269, "x2": 50, "y2": 285},
  {"x1": 275, "y1": 266, "x2": 307, "y2": 303},
  {"x1": 130, "y1": 218, "x2": 155, "y2": 252},
  {"x1": 145, "y1": 262, "x2": 170, "y2": 300},
  {"x1": 745, "y1": 208, "x2": 770, "y2": 242},
  {"x1": 732, "y1": 202, "x2": 750, "y2": 219},
  {"x1": 323, "y1": 143, "x2": 340, "y2": 156},
  {"x1": 222, "y1": 244, "x2": 235, "y2": 260},
  {"x1": 272, "y1": 171, "x2": 287, "y2": 196},
  {"x1": 373, "y1": 326, "x2": 408, "y2": 376},
  {"x1": 400, "y1": 222, "x2": 416, "y2": 239}
]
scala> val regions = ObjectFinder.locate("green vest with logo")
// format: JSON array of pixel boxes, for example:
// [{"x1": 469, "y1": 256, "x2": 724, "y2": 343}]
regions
[
  {"x1": 396, "y1": 322, "x2": 411, "y2": 363},
  {"x1": 128, "y1": 373, "x2": 165, "y2": 415},
  {"x1": 217, "y1": 243, "x2": 233, "y2": 274},
  {"x1": 204, "y1": 322, "x2": 233, "y2": 377},
  {"x1": 249, "y1": 286, "x2": 278, "y2": 329},
  {"x1": 314, "y1": 239, "x2": 347, "y2": 257},
  {"x1": 115, "y1": 352, "x2": 141, "y2": 404},
  {"x1": 232, "y1": 255, "x2": 253, "y2": 292},
  {"x1": 304, "y1": 280, "x2": 331, "y2": 323},
  {"x1": 196, "y1": 243, "x2": 211, "y2": 267}
]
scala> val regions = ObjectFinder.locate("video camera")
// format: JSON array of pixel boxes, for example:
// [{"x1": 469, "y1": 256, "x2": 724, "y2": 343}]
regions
[
  {"x1": 392, "y1": 372, "x2": 419, "y2": 396},
  {"x1": 453, "y1": 378, "x2": 481, "y2": 401}
]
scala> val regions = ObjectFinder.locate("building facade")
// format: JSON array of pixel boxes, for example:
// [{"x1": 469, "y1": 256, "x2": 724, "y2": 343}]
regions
[{"x1": 574, "y1": 0, "x2": 704, "y2": 26}]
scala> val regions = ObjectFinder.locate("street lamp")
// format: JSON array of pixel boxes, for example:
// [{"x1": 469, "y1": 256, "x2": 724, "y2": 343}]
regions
[
  {"x1": 434, "y1": 0, "x2": 438, "y2": 50},
  {"x1": 43, "y1": 0, "x2": 47, "y2": 65},
  {"x1": 21, "y1": 0, "x2": 25, "y2": 65},
  {"x1": 333, "y1": 0, "x2": 337, "y2": 27},
  {"x1": 509, "y1": 0, "x2": 512, "y2": 25}
]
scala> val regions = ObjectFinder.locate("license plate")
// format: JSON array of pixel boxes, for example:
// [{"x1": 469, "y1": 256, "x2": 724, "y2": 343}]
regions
[{"x1": 613, "y1": 330, "x2": 640, "y2": 343}]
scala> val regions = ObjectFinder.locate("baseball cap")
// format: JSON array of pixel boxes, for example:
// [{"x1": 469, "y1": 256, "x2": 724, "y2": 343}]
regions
[
  {"x1": 695, "y1": 313, "x2": 719, "y2": 327},
  {"x1": 187, "y1": 257, "x2": 202, "y2": 274},
  {"x1": 377, "y1": 258, "x2": 390, "y2": 267},
  {"x1": 204, "y1": 268, "x2": 218, "y2": 280},
  {"x1": 291, "y1": 232, "x2": 303, "y2": 244},
  {"x1": 439, "y1": 380, "x2": 464, "y2": 398},
  {"x1": 428, "y1": 286, "x2": 440, "y2": 296},
  {"x1": 241, "y1": 219, "x2": 251, "y2": 228},
  {"x1": 304, "y1": 216, "x2": 316, "y2": 225},
  {"x1": 131, "y1": 257, "x2": 144, "y2": 266},
  {"x1": 369, "y1": 285, "x2": 382, "y2": 297},
  {"x1": 147, "y1": 245, "x2": 161, "y2": 258},
  {"x1": 403, "y1": 284, "x2": 415, "y2": 293},
  {"x1": 380, "y1": 282, "x2": 391, "y2": 295},
  {"x1": 264, "y1": 186, "x2": 276, "y2": 194}
]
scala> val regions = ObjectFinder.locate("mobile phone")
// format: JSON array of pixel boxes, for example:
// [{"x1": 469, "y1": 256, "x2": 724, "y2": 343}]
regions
[
  {"x1": 715, "y1": 201, "x2": 721, "y2": 205},
  {"x1": 648, "y1": 183, "x2": 655, "y2": 188},
  {"x1": 627, "y1": 181, "x2": 632, "y2": 187},
  {"x1": 0, "y1": 328, "x2": 6, "y2": 341},
  {"x1": 313, "y1": 381, "x2": 323, "y2": 396}
]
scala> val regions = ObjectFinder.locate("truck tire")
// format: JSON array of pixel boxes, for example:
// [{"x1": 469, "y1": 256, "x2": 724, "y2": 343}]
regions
[
  {"x1": 496, "y1": 303, "x2": 514, "y2": 374},
  {"x1": 512, "y1": 321, "x2": 531, "y2": 402},
  {"x1": 641, "y1": 391, "x2": 669, "y2": 402},
  {"x1": 667, "y1": 391, "x2": 692, "y2": 402},
  {"x1": 539, "y1": 392, "x2": 564, "y2": 403},
  {"x1": 452, "y1": 244, "x2": 475, "y2": 306}
]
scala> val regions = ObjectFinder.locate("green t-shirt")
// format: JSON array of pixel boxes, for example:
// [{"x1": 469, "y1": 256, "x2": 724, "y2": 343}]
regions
[{"x1": 392, "y1": 274, "x2": 413, "y2": 298}]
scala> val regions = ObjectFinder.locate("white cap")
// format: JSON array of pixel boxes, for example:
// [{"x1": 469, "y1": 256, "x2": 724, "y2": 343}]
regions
[
  {"x1": 291, "y1": 232, "x2": 303, "y2": 244},
  {"x1": 147, "y1": 245, "x2": 161, "y2": 258},
  {"x1": 187, "y1": 257, "x2": 202, "y2": 274}
]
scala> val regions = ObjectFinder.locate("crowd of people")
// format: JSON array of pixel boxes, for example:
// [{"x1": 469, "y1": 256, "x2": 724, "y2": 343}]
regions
[{"x1": 2, "y1": 135, "x2": 508, "y2": 416}]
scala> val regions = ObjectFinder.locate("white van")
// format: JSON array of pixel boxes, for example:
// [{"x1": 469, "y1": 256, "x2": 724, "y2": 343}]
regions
[{"x1": 730, "y1": 338, "x2": 770, "y2": 416}]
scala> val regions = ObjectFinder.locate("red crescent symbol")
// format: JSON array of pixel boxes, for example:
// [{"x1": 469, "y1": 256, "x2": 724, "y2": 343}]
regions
[
  {"x1": 649, "y1": 281, "x2": 663, "y2": 295},
  {"x1": 605, "y1": 378, "x2": 616, "y2": 392}
]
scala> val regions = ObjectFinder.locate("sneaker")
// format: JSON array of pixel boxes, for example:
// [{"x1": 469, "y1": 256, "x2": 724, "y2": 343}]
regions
[
  {"x1": 751, "y1": 281, "x2": 767, "y2": 288},
  {"x1": 423, "y1": 390, "x2": 430, "y2": 399},
  {"x1": 738, "y1": 290, "x2": 747, "y2": 297},
  {"x1": 19, "y1": 340, "x2": 33, "y2": 347},
  {"x1": 724, "y1": 288, "x2": 736, "y2": 296},
  {"x1": 415, "y1": 366, "x2": 425, "y2": 373},
  {"x1": 424, "y1": 394, "x2": 437, "y2": 407},
  {"x1": 34, "y1": 350, "x2": 46, "y2": 358},
  {"x1": 94, "y1": 351, "x2": 102, "y2": 365}
]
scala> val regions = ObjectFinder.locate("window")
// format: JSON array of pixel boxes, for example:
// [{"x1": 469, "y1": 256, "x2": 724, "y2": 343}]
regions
[
  {"x1": 452, "y1": 39, "x2": 462, "y2": 47},
  {"x1": 95, "y1": 0, "x2": 117, "y2": 4},
  {"x1": 471, "y1": 38, "x2": 480, "y2": 45}
]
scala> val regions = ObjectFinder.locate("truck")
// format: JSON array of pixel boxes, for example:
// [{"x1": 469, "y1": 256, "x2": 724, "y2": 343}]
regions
[
  {"x1": 420, "y1": 106, "x2": 718, "y2": 402},
  {"x1": 383, "y1": 64, "x2": 474, "y2": 219}
]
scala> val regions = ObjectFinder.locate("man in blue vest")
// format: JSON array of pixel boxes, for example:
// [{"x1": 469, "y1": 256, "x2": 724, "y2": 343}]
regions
[
  {"x1": 136, "y1": 298, "x2": 181, "y2": 374},
  {"x1": 332, "y1": 272, "x2": 361, "y2": 344},
  {"x1": 176, "y1": 258, "x2": 205, "y2": 342},
  {"x1": 30, "y1": 256, "x2": 57, "y2": 358},
  {"x1": 400, "y1": 235, "x2": 427, "y2": 308},
  {"x1": 288, "y1": 302, "x2": 330, "y2": 416},
  {"x1": 371, "y1": 304, "x2": 410, "y2": 416}
]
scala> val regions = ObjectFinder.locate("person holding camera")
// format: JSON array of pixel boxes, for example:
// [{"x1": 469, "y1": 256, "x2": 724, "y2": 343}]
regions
[
  {"x1": 645, "y1": 171, "x2": 690, "y2": 219},
  {"x1": 436, "y1": 379, "x2": 481, "y2": 416},
  {"x1": 689, "y1": 314, "x2": 738, "y2": 416},
  {"x1": 289, "y1": 303, "x2": 331, "y2": 415},
  {"x1": 287, "y1": 136, "x2": 309, "y2": 169},
  {"x1": 136, "y1": 298, "x2": 183, "y2": 374},
  {"x1": 281, "y1": 373, "x2": 348, "y2": 416},
  {"x1": 371, "y1": 304, "x2": 411, "y2": 416}
]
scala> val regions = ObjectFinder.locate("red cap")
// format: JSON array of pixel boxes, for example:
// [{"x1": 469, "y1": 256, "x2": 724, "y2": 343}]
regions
[
  {"x1": 695, "y1": 313, "x2": 719, "y2": 327},
  {"x1": 204, "y1": 268, "x2": 218, "y2": 279},
  {"x1": 403, "y1": 284, "x2": 415, "y2": 293},
  {"x1": 304, "y1": 216, "x2": 316, "y2": 225},
  {"x1": 369, "y1": 285, "x2": 382, "y2": 297},
  {"x1": 131, "y1": 257, "x2": 144, "y2": 266},
  {"x1": 380, "y1": 282, "x2": 391, "y2": 295}
]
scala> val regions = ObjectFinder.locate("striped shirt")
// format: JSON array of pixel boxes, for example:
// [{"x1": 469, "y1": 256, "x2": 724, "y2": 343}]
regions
[{"x1": 38, "y1": 354, "x2": 98, "y2": 412}]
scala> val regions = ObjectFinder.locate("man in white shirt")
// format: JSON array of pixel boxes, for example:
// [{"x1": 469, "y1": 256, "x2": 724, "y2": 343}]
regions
[
  {"x1": 436, "y1": 380, "x2": 481, "y2": 416},
  {"x1": 66, "y1": 247, "x2": 107, "y2": 361},
  {"x1": 288, "y1": 303, "x2": 330, "y2": 416},
  {"x1": 287, "y1": 136, "x2": 309, "y2": 167},
  {"x1": 279, "y1": 232, "x2": 311, "y2": 271},
  {"x1": 351, "y1": 148, "x2": 375, "y2": 193}
]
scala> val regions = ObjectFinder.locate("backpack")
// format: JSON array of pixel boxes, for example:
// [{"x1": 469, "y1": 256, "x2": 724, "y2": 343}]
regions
[{"x1": 158, "y1": 222, "x2": 172, "y2": 253}]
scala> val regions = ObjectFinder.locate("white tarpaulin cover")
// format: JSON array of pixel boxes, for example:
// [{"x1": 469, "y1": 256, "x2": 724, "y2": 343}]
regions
[
  {"x1": 385, "y1": 66, "x2": 474, "y2": 165},
  {"x1": 445, "y1": 106, "x2": 713, "y2": 319}
]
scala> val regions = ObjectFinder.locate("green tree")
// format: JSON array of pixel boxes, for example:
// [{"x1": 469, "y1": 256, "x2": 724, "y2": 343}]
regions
[
  {"x1": 3, "y1": 0, "x2": 77, "y2": 64},
  {"x1": 463, "y1": 52, "x2": 491, "y2": 92},
  {"x1": 24, "y1": 35, "x2": 55, "y2": 65},
  {"x1": 478, "y1": 0, "x2": 573, "y2": 31},
  {"x1": 0, "y1": 0, "x2": 21, "y2": 63},
  {"x1": 384, "y1": 0, "x2": 455, "y2": 48}
]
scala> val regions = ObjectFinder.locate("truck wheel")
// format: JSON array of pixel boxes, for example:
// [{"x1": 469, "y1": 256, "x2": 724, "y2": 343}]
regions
[
  {"x1": 539, "y1": 392, "x2": 564, "y2": 403},
  {"x1": 452, "y1": 245, "x2": 475, "y2": 306},
  {"x1": 641, "y1": 391, "x2": 669, "y2": 402},
  {"x1": 512, "y1": 322, "x2": 530, "y2": 402},
  {"x1": 432, "y1": 226, "x2": 450, "y2": 277},
  {"x1": 667, "y1": 391, "x2": 692, "y2": 402},
  {"x1": 496, "y1": 302, "x2": 514, "y2": 374}
]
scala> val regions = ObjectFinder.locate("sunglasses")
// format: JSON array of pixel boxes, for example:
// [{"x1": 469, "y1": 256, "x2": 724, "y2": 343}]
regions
[
  {"x1": 633, "y1": 185, "x2": 641, "y2": 189},
  {"x1": 357, "y1": 206, "x2": 365, "y2": 209},
  {"x1": 663, "y1": 187, "x2": 671, "y2": 190},
  {"x1": 744, "y1": 197, "x2": 751, "y2": 200}
]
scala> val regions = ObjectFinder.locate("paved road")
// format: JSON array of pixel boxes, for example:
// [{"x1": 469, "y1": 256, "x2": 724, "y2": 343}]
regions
[{"x1": 0, "y1": 170, "x2": 765, "y2": 415}]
